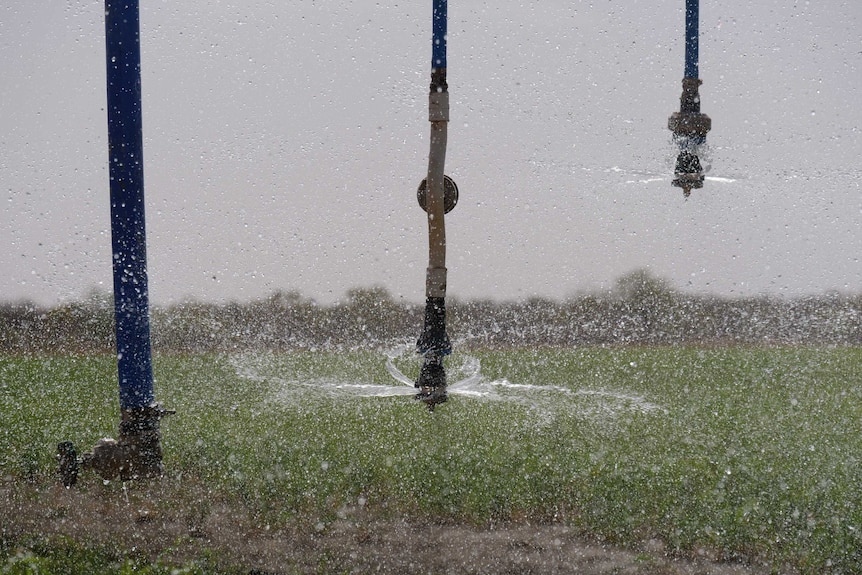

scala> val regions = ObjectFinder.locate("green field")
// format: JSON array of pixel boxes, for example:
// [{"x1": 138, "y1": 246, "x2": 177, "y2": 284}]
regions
[{"x1": 3, "y1": 346, "x2": 862, "y2": 573}]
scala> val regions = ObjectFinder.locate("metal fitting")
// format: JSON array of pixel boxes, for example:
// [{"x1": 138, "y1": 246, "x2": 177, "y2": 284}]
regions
[
  {"x1": 58, "y1": 403, "x2": 174, "y2": 487},
  {"x1": 415, "y1": 352, "x2": 448, "y2": 411},
  {"x1": 425, "y1": 268, "x2": 448, "y2": 299},
  {"x1": 416, "y1": 295, "x2": 451, "y2": 354},
  {"x1": 429, "y1": 68, "x2": 448, "y2": 94},
  {"x1": 428, "y1": 90, "x2": 450, "y2": 123},
  {"x1": 668, "y1": 78, "x2": 711, "y2": 197},
  {"x1": 668, "y1": 78, "x2": 711, "y2": 138}
]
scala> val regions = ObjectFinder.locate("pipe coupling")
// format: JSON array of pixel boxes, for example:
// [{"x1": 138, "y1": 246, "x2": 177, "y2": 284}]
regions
[
  {"x1": 425, "y1": 266, "x2": 447, "y2": 298},
  {"x1": 668, "y1": 78, "x2": 711, "y2": 137},
  {"x1": 429, "y1": 91, "x2": 449, "y2": 123}
]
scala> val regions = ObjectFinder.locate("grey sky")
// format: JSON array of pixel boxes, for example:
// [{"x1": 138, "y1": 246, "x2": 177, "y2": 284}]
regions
[{"x1": 2, "y1": 1, "x2": 861, "y2": 305}]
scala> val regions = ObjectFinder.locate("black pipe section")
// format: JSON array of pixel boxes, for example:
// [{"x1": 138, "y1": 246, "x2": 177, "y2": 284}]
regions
[
  {"x1": 415, "y1": 352, "x2": 447, "y2": 408},
  {"x1": 415, "y1": 297, "x2": 451, "y2": 409},
  {"x1": 416, "y1": 296, "x2": 451, "y2": 356},
  {"x1": 430, "y1": 68, "x2": 448, "y2": 93}
]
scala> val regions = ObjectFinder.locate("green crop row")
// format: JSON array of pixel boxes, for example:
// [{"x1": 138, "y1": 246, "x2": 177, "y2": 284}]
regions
[{"x1": 2, "y1": 346, "x2": 862, "y2": 573}]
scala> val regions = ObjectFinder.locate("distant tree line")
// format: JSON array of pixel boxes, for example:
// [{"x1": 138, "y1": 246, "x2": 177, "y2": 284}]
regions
[{"x1": 2, "y1": 270, "x2": 862, "y2": 354}]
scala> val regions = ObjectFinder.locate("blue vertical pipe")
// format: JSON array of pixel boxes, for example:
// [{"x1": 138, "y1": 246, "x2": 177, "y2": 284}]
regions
[
  {"x1": 432, "y1": 0, "x2": 447, "y2": 71},
  {"x1": 105, "y1": 0, "x2": 155, "y2": 411},
  {"x1": 684, "y1": 0, "x2": 699, "y2": 79}
]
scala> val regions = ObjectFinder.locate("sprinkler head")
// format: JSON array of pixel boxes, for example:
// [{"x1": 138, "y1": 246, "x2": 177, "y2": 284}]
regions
[
  {"x1": 672, "y1": 150, "x2": 705, "y2": 198},
  {"x1": 668, "y1": 78, "x2": 711, "y2": 197},
  {"x1": 415, "y1": 352, "x2": 448, "y2": 411},
  {"x1": 415, "y1": 297, "x2": 450, "y2": 411},
  {"x1": 417, "y1": 175, "x2": 459, "y2": 214}
]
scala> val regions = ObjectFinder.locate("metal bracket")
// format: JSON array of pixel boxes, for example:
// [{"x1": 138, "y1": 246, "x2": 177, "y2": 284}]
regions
[{"x1": 417, "y1": 174, "x2": 459, "y2": 214}]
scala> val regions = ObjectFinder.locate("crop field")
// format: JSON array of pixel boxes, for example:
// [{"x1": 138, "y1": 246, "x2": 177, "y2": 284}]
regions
[{"x1": 2, "y1": 346, "x2": 862, "y2": 574}]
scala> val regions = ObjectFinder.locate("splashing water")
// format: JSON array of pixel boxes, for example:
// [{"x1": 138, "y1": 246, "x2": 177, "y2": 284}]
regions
[
  {"x1": 386, "y1": 346, "x2": 666, "y2": 418},
  {"x1": 384, "y1": 345, "x2": 489, "y2": 398},
  {"x1": 231, "y1": 346, "x2": 666, "y2": 421}
]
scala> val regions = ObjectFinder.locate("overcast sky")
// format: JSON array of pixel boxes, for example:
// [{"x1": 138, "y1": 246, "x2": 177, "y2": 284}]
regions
[{"x1": 2, "y1": 0, "x2": 860, "y2": 305}]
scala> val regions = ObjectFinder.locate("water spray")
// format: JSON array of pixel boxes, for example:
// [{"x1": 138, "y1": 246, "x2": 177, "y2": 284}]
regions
[
  {"x1": 668, "y1": 0, "x2": 711, "y2": 197},
  {"x1": 414, "y1": 0, "x2": 458, "y2": 411},
  {"x1": 58, "y1": 0, "x2": 173, "y2": 487}
]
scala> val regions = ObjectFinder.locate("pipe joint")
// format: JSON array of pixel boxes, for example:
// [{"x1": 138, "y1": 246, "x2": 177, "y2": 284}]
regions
[
  {"x1": 425, "y1": 267, "x2": 448, "y2": 298},
  {"x1": 429, "y1": 91, "x2": 449, "y2": 123},
  {"x1": 429, "y1": 68, "x2": 448, "y2": 94},
  {"x1": 668, "y1": 78, "x2": 711, "y2": 138}
]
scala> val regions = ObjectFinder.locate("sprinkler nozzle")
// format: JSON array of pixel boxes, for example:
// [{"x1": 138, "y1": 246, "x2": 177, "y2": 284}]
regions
[
  {"x1": 415, "y1": 352, "x2": 448, "y2": 411},
  {"x1": 672, "y1": 150, "x2": 705, "y2": 198},
  {"x1": 669, "y1": 78, "x2": 711, "y2": 197},
  {"x1": 415, "y1": 297, "x2": 450, "y2": 411}
]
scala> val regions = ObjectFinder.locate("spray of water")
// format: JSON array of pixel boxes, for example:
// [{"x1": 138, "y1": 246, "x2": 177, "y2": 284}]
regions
[
  {"x1": 232, "y1": 347, "x2": 666, "y2": 421},
  {"x1": 384, "y1": 345, "x2": 490, "y2": 398}
]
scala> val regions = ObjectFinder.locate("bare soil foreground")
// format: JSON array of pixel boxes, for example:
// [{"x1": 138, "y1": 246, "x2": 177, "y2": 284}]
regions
[{"x1": 1, "y1": 477, "x2": 776, "y2": 575}]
